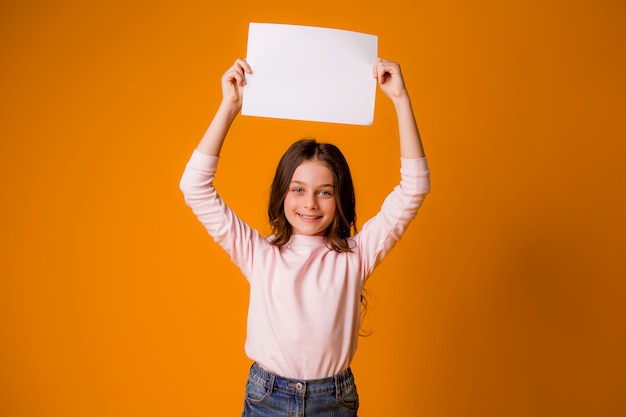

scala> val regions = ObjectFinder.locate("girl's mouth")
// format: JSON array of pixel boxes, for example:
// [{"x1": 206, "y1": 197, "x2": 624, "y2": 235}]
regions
[{"x1": 297, "y1": 213, "x2": 322, "y2": 221}]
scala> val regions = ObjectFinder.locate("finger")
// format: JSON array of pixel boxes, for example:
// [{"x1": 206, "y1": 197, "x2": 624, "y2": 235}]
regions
[
  {"x1": 235, "y1": 58, "x2": 253, "y2": 74},
  {"x1": 231, "y1": 58, "x2": 253, "y2": 85},
  {"x1": 372, "y1": 58, "x2": 382, "y2": 81},
  {"x1": 377, "y1": 61, "x2": 388, "y2": 85},
  {"x1": 232, "y1": 59, "x2": 253, "y2": 86},
  {"x1": 373, "y1": 59, "x2": 381, "y2": 83},
  {"x1": 231, "y1": 59, "x2": 252, "y2": 85},
  {"x1": 224, "y1": 68, "x2": 245, "y2": 87},
  {"x1": 223, "y1": 67, "x2": 241, "y2": 83},
  {"x1": 372, "y1": 57, "x2": 383, "y2": 79},
  {"x1": 375, "y1": 58, "x2": 396, "y2": 84},
  {"x1": 378, "y1": 61, "x2": 400, "y2": 85}
]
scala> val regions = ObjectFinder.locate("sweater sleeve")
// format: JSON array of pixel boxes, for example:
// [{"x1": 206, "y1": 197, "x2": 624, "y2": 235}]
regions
[
  {"x1": 355, "y1": 157, "x2": 430, "y2": 280},
  {"x1": 179, "y1": 150, "x2": 265, "y2": 279}
]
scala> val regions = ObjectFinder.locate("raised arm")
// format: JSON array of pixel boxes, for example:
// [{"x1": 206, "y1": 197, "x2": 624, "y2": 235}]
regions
[
  {"x1": 196, "y1": 59, "x2": 252, "y2": 156},
  {"x1": 373, "y1": 58, "x2": 425, "y2": 159}
]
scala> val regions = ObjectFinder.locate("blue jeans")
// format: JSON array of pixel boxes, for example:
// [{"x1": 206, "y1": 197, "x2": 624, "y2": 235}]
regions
[{"x1": 242, "y1": 363, "x2": 359, "y2": 417}]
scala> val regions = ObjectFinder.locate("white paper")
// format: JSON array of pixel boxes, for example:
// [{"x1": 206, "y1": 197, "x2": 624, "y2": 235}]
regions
[{"x1": 242, "y1": 23, "x2": 378, "y2": 125}]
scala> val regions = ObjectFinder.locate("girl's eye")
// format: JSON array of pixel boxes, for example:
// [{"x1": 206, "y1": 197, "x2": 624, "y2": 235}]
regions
[
  {"x1": 292, "y1": 188, "x2": 303, "y2": 193},
  {"x1": 319, "y1": 190, "x2": 332, "y2": 196}
]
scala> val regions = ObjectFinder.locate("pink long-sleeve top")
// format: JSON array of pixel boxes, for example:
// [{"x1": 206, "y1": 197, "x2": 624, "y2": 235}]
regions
[{"x1": 180, "y1": 150, "x2": 430, "y2": 380}]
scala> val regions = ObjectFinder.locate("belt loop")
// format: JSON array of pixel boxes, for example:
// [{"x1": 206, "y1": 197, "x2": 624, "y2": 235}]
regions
[
  {"x1": 267, "y1": 372, "x2": 275, "y2": 396},
  {"x1": 334, "y1": 373, "x2": 340, "y2": 399}
]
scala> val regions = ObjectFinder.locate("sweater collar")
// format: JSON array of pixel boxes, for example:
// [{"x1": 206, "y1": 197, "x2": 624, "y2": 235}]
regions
[{"x1": 287, "y1": 234, "x2": 327, "y2": 248}]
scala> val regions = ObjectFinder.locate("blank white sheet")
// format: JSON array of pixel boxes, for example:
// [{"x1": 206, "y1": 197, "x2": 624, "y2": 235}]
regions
[{"x1": 241, "y1": 23, "x2": 378, "y2": 125}]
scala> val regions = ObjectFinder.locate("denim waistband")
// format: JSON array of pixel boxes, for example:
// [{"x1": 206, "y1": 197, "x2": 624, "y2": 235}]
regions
[{"x1": 248, "y1": 362, "x2": 355, "y2": 397}]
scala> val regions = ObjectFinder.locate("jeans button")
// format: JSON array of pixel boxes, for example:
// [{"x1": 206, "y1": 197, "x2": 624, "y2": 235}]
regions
[{"x1": 295, "y1": 382, "x2": 303, "y2": 390}]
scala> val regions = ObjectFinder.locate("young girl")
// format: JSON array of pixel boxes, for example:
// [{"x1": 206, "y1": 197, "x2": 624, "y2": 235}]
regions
[{"x1": 180, "y1": 57, "x2": 429, "y2": 416}]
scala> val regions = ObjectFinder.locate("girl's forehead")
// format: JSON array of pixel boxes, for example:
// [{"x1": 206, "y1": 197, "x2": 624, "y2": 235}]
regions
[{"x1": 291, "y1": 159, "x2": 334, "y2": 183}]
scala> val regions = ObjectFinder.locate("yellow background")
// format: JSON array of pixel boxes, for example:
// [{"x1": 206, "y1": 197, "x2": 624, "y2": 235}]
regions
[{"x1": 2, "y1": 0, "x2": 625, "y2": 416}]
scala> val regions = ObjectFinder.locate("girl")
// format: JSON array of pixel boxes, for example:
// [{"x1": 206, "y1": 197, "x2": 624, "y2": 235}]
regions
[{"x1": 180, "y1": 57, "x2": 429, "y2": 416}]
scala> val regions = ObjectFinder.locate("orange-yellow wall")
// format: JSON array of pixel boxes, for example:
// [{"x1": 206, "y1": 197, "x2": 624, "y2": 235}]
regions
[{"x1": 2, "y1": 1, "x2": 625, "y2": 416}]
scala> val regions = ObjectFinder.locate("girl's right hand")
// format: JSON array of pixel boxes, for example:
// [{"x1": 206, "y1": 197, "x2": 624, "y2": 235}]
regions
[{"x1": 221, "y1": 58, "x2": 253, "y2": 110}]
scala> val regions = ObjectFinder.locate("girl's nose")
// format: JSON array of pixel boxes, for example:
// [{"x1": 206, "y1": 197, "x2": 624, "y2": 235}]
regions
[{"x1": 304, "y1": 194, "x2": 318, "y2": 209}]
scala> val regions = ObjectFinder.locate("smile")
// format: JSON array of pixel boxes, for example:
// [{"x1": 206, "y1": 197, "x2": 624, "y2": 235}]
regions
[{"x1": 297, "y1": 213, "x2": 322, "y2": 221}]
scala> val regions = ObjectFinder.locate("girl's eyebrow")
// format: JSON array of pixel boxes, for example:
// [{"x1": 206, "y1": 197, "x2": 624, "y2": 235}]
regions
[{"x1": 290, "y1": 180, "x2": 334, "y2": 188}]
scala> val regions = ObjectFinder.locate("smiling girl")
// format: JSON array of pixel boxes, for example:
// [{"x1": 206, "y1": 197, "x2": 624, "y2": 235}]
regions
[{"x1": 180, "y1": 57, "x2": 429, "y2": 416}]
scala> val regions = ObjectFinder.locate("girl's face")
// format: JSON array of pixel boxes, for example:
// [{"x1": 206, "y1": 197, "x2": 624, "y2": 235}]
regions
[{"x1": 283, "y1": 159, "x2": 337, "y2": 236}]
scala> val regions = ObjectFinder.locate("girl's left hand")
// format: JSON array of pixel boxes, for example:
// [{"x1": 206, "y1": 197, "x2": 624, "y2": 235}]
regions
[{"x1": 373, "y1": 58, "x2": 408, "y2": 101}]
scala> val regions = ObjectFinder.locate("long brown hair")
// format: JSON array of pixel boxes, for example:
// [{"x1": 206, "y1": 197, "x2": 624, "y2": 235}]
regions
[{"x1": 268, "y1": 139, "x2": 357, "y2": 252}]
